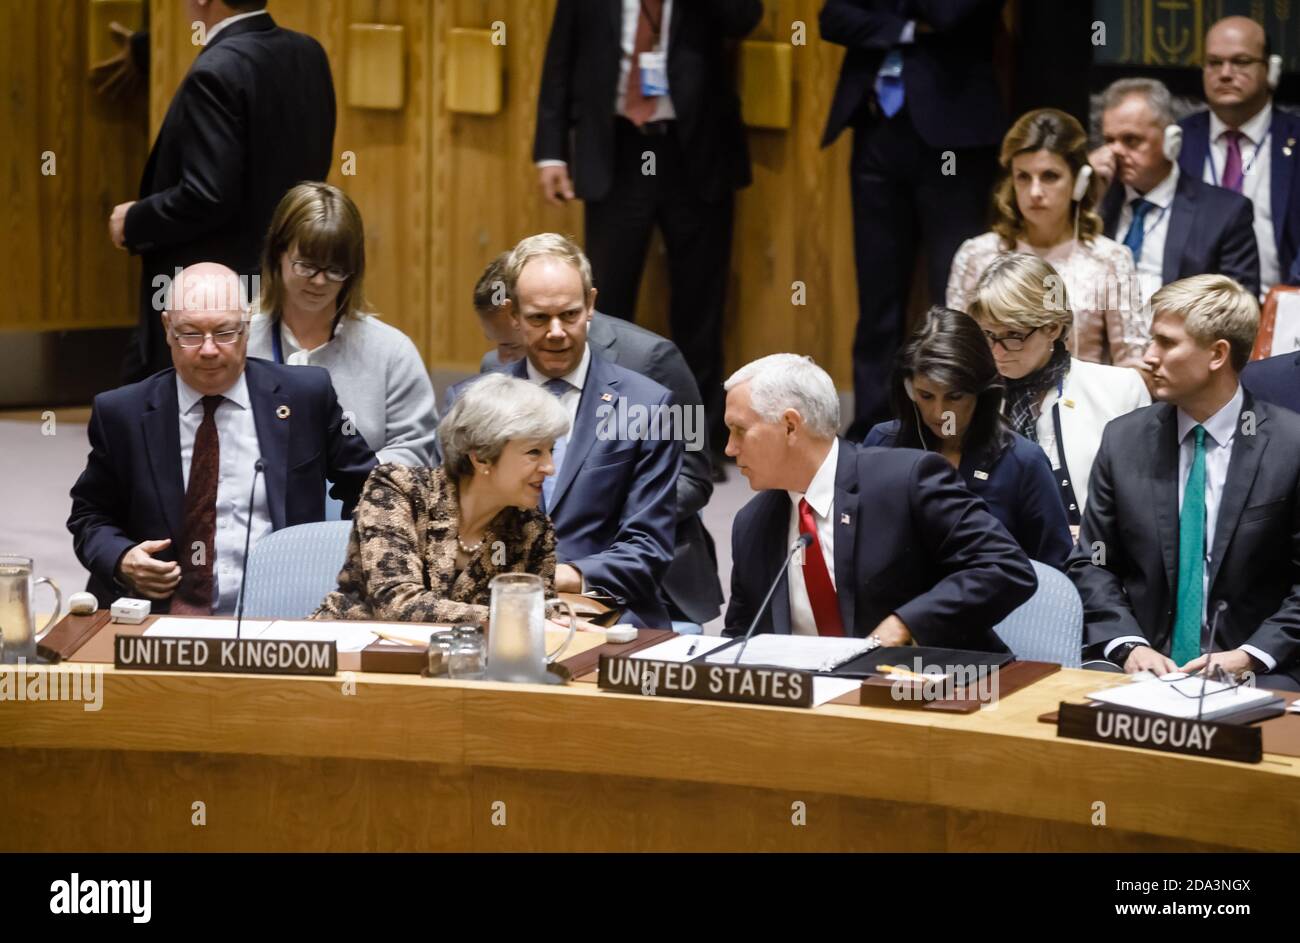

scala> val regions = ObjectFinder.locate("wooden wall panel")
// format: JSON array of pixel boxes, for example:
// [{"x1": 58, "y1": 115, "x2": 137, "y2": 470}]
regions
[
  {"x1": 1, "y1": 0, "x2": 145, "y2": 333},
  {"x1": 143, "y1": 0, "x2": 861, "y2": 385}
]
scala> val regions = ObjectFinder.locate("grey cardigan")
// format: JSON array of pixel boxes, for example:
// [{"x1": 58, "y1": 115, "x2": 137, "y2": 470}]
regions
[{"x1": 247, "y1": 313, "x2": 439, "y2": 466}]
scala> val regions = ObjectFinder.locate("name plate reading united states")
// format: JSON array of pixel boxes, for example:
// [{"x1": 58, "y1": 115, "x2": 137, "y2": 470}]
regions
[
  {"x1": 114, "y1": 635, "x2": 337, "y2": 677},
  {"x1": 1055, "y1": 702, "x2": 1262, "y2": 764},
  {"x1": 598, "y1": 654, "x2": 814, "y2": 708}
]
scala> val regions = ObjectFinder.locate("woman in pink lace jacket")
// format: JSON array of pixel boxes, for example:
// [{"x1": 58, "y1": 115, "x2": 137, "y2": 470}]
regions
[{"x1": 947, "y1": 108, "x2": 1148, "y2": 369}]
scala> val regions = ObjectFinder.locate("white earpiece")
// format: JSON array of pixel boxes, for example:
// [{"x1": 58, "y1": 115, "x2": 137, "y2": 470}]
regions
[
  {"x1": 1163, "y1": 124, "x2": 1183, "y2": 162},
  {"x1": 903, "y1": 377, "x2": 916, "y2": 401},
  {"x1": 1072, "y1": 164, "x2": 1093, "y2": 203},
  {"x1": 1268, "y1": 53, "x2": 1283, "y2": 90}
]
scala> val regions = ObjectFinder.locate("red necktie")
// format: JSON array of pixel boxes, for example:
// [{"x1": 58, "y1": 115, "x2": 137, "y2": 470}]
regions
[
  {"x1": 623, "y1": 0, "x2": 664, "y2": 126},
  {"x1": 171, "y1": 395, "x2": 222, "y2": 614},
  {"x1": 798, "y1": 498, "x2": 844, "y2": 636},
  {"x1": 1222, "y1": 130, "x2": 1245, "y2": 192}
]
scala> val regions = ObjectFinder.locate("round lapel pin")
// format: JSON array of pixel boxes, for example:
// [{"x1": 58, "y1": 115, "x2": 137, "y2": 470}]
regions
[{"x1": 276, "y1": 405, "x2": 291, "y2": 419}]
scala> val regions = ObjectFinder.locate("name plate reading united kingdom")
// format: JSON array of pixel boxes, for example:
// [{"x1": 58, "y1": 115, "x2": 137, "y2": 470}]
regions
[
  {"x1": 114, "y1": 634, "x2": 337, "y2": 677},
  {"x1": 598, "y1": 654, "x2": 813, "y2": 708},
  {"x1": 1055, "y1": 702, "x2": 1262, "y2": 764}
]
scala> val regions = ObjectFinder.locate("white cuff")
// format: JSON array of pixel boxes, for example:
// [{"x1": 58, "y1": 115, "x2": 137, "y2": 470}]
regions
[
  {"x1": 536, "y1": 159, "x2": 567, "y2": 168},
  {"x1": 1239, "y1": 644, "x2": 1277, "y2": 672},
  {"x1": 1104, "y1": 635, "x2": 1150, "y2": 659}
]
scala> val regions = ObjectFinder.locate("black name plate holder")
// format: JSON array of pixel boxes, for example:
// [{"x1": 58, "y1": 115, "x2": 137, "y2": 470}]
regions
[
  {"x1": 1056, "y1": 701, "x2": 1262, "y2": 764},
  {"x1": 114, "y1": 634, "x2": 337, "y2": 677},
  {"x1": 598, "y1": 654, "x2": 815, "y2": 708}
]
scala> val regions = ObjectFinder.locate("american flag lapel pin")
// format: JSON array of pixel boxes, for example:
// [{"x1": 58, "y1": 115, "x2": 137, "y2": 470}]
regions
[
  {"x1": 600, "y1": 392, "x2": 613, "y2": 402},
  {"x1": 840, "y1": 512, "x2": 850, "y2": 525}
]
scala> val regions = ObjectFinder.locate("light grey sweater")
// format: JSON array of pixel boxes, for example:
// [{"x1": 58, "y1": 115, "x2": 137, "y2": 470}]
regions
[{"x1": 247, "y1": 313, "x2": 440, "y2": 466}]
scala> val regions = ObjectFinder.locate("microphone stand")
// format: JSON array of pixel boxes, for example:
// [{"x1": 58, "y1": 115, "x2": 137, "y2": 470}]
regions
[
  {"x1": 732, "y1": 534, "x2": 813, "y2": 665},
  {"x1": 233, "y1": 459, "x2": 266, "y2": 640}
]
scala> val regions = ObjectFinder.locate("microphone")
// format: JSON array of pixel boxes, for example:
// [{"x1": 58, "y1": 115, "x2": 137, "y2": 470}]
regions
[
  {"x1": 1196, "y1": 600, "x2": 1229, "y2": 722},
  {"x1": 732, "y1": 534, "x2": 813, "y2": 665},
  {"x1": 233, "y1": 458, "x2": 266, "y2": 641}
]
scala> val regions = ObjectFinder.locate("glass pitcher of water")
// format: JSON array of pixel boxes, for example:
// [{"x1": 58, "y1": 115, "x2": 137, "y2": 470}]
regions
[
  {"x1": 0, "y1": 555, "x2": 63, "y2": 663},
  {"x1": 484, "y1": 573, "x2": 576, "y2": 683}
]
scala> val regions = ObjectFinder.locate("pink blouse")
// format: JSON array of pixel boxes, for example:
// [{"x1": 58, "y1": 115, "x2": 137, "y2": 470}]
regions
[{"x1": 946, "y1": 231, "x2": 1148, "y2": 368}]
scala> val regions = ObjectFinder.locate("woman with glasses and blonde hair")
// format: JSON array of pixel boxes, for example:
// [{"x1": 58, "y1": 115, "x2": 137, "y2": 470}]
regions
[
  {"x1": 948, "y1": 108, "x2": 1147, "y2": 368},
  {"x1": 247, "y1": 182, "x2": 440, "y2": 466},
  {"x1": 968, "y1": 253, "x2": 1150, "y2": 533}
]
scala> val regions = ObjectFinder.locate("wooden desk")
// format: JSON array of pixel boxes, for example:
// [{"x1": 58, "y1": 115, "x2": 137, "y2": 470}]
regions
[{"x1": 1, "y1": 661, "x2": 1298, "y2": 851}]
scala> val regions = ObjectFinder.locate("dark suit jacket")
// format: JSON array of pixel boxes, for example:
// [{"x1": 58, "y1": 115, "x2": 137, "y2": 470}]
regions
[
  {"x1": 724, "y1": 441, "x2": 1037, "y2": 648},
  {"x1": 1178, "y1": 106, "x2": 1300, "y2": 285},
  {"x1": 123, "y1": 13, "x2": 335, "y2": 377},
  {"x1": 819, "y1": 0, "x2": 1007, "y2": 149},
  {"x1": 533, "y1": 0, "x2": 762, "y2": 202},
  {"x1": 67, "y1": 358, "x2": 377, "y2": 611},
  {"x1": 461, "y1": 314, "x2": 722, "y2": 623},
  {"x1": 1100, "y1": 169, "x2": 1260, "y2": 297},
  {"x1": 1065, "y1": 394, "x2": 1300, "y2": 685},
  {"x1": 496, "y1": 353, "x2": 681, "y2": 628},
  {"x1": 864, "y1": 421, "x2": 1073, "y2": 568},
  {"x1": 1242, "y1": 350, "x2": 1300, "y2": 415}
]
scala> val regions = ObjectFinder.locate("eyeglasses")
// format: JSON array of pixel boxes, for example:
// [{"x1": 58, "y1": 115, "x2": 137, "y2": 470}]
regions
[
  {"x1": 291, "y1": 259, "x2": 351, "y2": 282},
  {"x1": 981, "y1": 325, "x2": 1040, "y2": 351},
  {"x1": 1203, "y1": 55, "x2": 1266, "y2": 73},
  {"x1": 170, "y1": 323, "x2": 246, "y2": 348}
]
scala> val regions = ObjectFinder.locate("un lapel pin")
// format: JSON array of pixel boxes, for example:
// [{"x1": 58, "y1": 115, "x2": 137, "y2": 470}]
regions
[
  {"x1": 1286, "y1": 137, "x2": 1296, "y2": 157},
  {"x1": 276, "y1": 405, "x2": 291, "y2": 419},
  {"x1": 840, "y1": 513, "x2": 850, "y2": 525}
]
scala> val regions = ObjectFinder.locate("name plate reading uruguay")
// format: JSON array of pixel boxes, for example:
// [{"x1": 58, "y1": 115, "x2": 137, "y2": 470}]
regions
[
  {"x1": 1056, "y1": 702, "x2": 1262, "y2": 764},
  {"x1": 598, "y1": 654, "x2": 813, "y2": 708},
  {"x1": 114, "y1": 635, "x2": 337, "y2": 677}
]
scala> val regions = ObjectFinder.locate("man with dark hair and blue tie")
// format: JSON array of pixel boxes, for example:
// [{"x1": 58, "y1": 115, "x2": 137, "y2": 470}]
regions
[{"x1": 1066, "y1": 274, "x2": 1300, "y2": 691}]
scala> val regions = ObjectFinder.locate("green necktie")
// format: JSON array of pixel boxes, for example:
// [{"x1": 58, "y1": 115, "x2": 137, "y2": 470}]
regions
[{"x1": 1172, "y1": 425, "x2": 1207, "y2": 665}]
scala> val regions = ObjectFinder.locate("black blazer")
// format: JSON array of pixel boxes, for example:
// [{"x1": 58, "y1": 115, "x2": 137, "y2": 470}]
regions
[
  {"x1": 724, "y1": 441, "x2": 1037, "y2": 648},
  {"x1": 1100, "y1": 169, "x2": 1261, "y2": 297},
  {"x1": 123, "y1": 13, "x2": 335, "y2": 376},
  {"x1": 819, "y1": 0, "x2": 1007, "y2": 149},
  {"x1": 67, "y1": 358, "x2": 377, "y2": 612},
  {"x1": 1242, "y1": 350, "x2": 1300, "y2": 415},
  {"x1": 1065, "y1": 394, "x2": 1300, "y2": 685},
  {"x1": 533, "y1": 0, "x2": 762, "y2": 202},
  {"x1": 1178, "y1": 106, "x2": 1300, "y2": 285},
  {"x1": 460, "y1": 314, "x2": 723, "y2": 623}
]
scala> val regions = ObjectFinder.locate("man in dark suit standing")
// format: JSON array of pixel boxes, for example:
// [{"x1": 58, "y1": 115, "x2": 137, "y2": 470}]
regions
[
  {"x1": 819, "y1": 0, "x2": 1007, "y2": 439},
  {"x1": 450, "y1": 253, "x2": 723, "y2": 627},
  {"x1": 1178, "y1": 16, "x2": 1300, "y2": 294},
  {"x1": 1066, "y1": 275, "x2": 1300, "y2": 690},
  {"x1": 1093, "y1": 78, "x2": 1260, "y2": 301},
  {"x1": 109, "y1": 0, "x2": 336, "y2": 383},
  {"x1": 68, "y1": 263, "x2": 376, "y2": 615},
  {"x1": 475, "y1": 234, "x2": 682, "y2": 628},
  {"x1": 533, "y1": 0, "x2": 763, "y2": 475},
  {"x1": 1242, "y1": 349, "x2": 1300, "y2": 414},
  {"x1": 722, "y1": 353, "x2": 1036, "y2": 646}
]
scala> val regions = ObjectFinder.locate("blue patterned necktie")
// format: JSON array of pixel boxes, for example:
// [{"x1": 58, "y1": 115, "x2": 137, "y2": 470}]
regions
[
  {"x1": 1123, "y1": 198, "x2": 1154, "y2": 263},
  {"x1": 1172, "y1": 425, "x2": 1207, "y2": 666},
  {"x1": 875, "y1": 50, "x2": 905, "y2": 118},
  {"x1": 541, "y1": 377, "x2": 572, "y2": 509}
]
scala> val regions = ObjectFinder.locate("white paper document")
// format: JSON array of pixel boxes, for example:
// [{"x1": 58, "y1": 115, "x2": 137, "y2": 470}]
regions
[
  {"x1": 704, "y1": 634, "x2": 873, "y2": 673},
  {"x1": 143, "y1": 618, "x2": 272, "y2": 639},
  {"x1": 255, "y1": 620, "x2": 388, "y2": 653},
  {"x1": 629, "y1": 635, "x2": 732, "y2": 662},
  {"x1": 1088, "y1": 676, "x2": 1279, "y2": 720}
]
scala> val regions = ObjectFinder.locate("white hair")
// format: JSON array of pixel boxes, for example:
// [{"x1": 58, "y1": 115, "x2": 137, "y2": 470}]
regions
[
  {"x1": 1101, "y1": 77, "x2": 1176, "y2": 127},
  {"x1": 724, "y1": 354, "x2": 840, "y2": 438},
  {"x1": 440, "y1": 373, "x2": 570, "y2": 477}
]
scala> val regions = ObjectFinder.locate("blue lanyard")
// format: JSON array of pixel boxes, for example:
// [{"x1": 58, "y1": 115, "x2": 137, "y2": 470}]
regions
[
  {"x1": 1205, "y1": 127, "x2": 1269, "y2": 188},
  {"x1": 270, "y1": 320, "x2": 285, "y2": 364}
]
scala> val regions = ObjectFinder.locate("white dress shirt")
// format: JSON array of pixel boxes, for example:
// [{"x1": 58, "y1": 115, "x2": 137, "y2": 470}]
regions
[
  {"x1": 177, "y1": 372, "x2": 272, "y2": 615},
  {"x1": 524, "y1": 343, "x2": 590, "y2": 434},
  {"x1": 1118, "y1": 164, "x2": 1180, "y2": 307},
  {"x1": 202, "y1": 8, "x2": 269, "y2": 46},
  {"x1": 1105, "y1": 384, "x2": 1273, "y2": 669},
  {"x1": 785, "y1": 439, "x2": 840, "y2": 637},
  {"x1": 1204, "y1": 103, "x2": 1277, "y2": 293}
]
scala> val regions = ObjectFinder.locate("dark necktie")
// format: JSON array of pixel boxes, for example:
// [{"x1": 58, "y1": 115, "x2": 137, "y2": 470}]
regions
[
  {"x1": 171, "y1": 395, "x2": 222, "y2": 615},
  {"x1": 624, "y1": 0, "x2": 664, "y2": 125},
  {"x1": 798, "y1": 498, "x2": 844, "y2": 636},
  {"x1": 1221, "y1": 130, "x2": 1245, "y2": 192},
  {"x1": 1122, "y1": 198, "x2": 1154, "y2": 263}
]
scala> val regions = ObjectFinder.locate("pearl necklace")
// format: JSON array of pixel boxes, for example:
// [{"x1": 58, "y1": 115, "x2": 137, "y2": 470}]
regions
[{"x1": 457, "y1": 535, "x2": 483, "y2": 554}]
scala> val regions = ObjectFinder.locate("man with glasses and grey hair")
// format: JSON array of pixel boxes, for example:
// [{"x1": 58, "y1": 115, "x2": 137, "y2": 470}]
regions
[
  {"x1": 1091, "y1": 76, "x2": 1259, "y2": 303},
  {"x1": 69, "y1": 263, "x2": 376, "y2": 615},
  {"x1": 721, "y1": 353, "x2": 1036, "y2": 647}
]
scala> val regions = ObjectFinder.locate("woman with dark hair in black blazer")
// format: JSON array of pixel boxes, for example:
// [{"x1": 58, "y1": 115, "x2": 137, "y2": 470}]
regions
[{"x1": 864, "y1": 307, "x2": 1073, "y2": 568}]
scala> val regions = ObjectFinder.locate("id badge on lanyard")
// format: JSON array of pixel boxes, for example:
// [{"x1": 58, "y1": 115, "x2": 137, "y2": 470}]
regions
[{"x1": 639, "y1": 49, "x2": 668, "y2": 97}]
